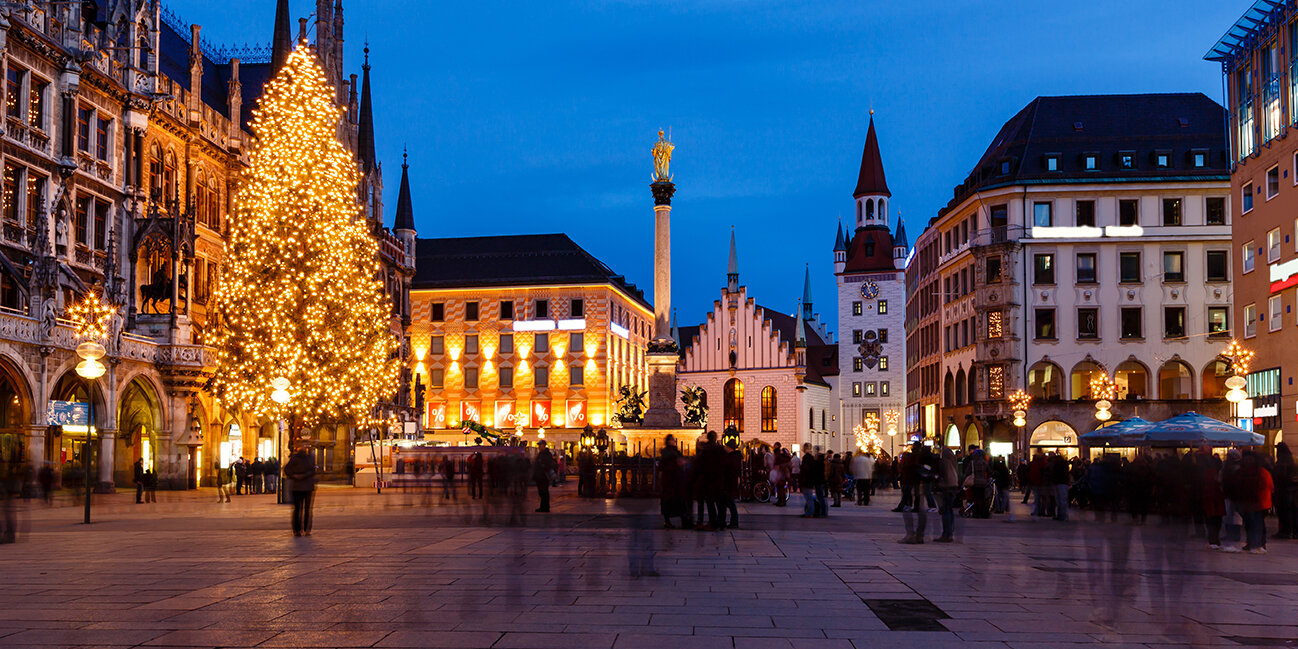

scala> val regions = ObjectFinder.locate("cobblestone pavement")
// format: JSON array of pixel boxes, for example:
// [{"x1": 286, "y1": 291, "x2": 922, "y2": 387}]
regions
[{"x1": 1, "y1": 484, "x2": 1296, "y2": 648}]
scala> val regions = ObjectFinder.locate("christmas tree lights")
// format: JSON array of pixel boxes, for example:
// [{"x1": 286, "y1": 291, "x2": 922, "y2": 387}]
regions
[{"x1": 208, "y1": 46, "x2": 399, "y2": 435}]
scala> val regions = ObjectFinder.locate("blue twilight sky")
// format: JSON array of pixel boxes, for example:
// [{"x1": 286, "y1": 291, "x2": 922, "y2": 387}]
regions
[{"x1": 178, "y1": 0, "x2": 1243, "y2": 339}]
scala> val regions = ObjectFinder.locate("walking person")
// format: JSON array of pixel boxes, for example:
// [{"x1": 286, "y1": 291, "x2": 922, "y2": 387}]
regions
[
  {"x1": 852, "y1": 452, "x2": 875, "y2": 505},
  {"x1": 250, "y1": 457, "x2": 264, "y2": 495},
  {"x1": 468, "y1": 451, "x2": 485, "y2": 500},
  {"x1": 934, "y1": 445, "x2": 958, "y2": 542},
  {"x1": 264, "y1": 456, "x2": 278, "y2": 494},
  {"x1": 1274, "y1": 442, "x2": 1298, "y2": 539},
  {"x1": 1198, "y1": 448, "x2": 1226, "y2": 550},
  {"x1": 132, "y1": 458, "x2": 145, "y2": 504},
  {"x1": 143, "y1": 468, "x2": 157, "y2": 503},
  {"x1": 234, "y1": 457, "x2": 247, "y2": 495},
  {"x1": 901, "y1": 441, "x2": 935, "y2": 544},
  {"x1": 965, "y1": 445, "x2": 990, "y2": 518},
  {"x1": 284, "y1": 448, "x2": 317, "y2": 537},
  {"x1": 533, "y1": 441, "x2": 556, "y2": 513},
  {"x1": 215, "y1": 459, "x2": 230, "y2": 503},
  {"x1": 722, "y1": 439, "x2": 742, "y2": 528},
  {"x1": 799, "y1": 443, "x2": 817, "y2": 517},
  {"x1": 1235, "y1": 450, "x2": 1273, "y2": 554},
  {"x1": 659, "y1": 435, "x2": 692, "y2": 528},
  {"x1": 773, "y1": 443, "x2": 791, "y2": 506},
  {"x1": 828, "y1": 452, "x2": 845, "y2": 508}
]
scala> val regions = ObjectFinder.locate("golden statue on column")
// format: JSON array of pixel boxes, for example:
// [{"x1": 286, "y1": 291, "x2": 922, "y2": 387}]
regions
[{"x1": 652, "y1": 129, "x2": 674, "y2": 182}]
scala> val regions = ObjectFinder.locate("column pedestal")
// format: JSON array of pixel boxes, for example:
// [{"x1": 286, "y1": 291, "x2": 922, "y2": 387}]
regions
[{"x1": 642, "y1": 349, "x2": 682, "y2": 428}]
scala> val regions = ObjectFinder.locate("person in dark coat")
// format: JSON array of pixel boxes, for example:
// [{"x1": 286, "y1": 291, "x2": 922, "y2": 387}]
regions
[
  {"x1": 250, "y1": 458, "x2": 264, "y2": 495},
  {"x1": 532, "y1": 441, "x2": 556, "y2": 512},
  {"x1": 694, "y1": 431, "x2": 727, "y2": 530},
  {"x1": 658, "y1": 435, "x2": 692, "y2": 528},
  {"x1": 234, "y1": 457, "x2": 247, "y2": 495},
  {"x1": 132, "y1": 458, "x2": 144, "y2": 504},
  {"x1": 722, "y1": 439, "x2": 742, "y2": 529},
  {"x1": 468, "y1": 451, "x2": 485, "y2": 500},
  {"x1": 1274, "y1": 442, "x2": 1298, "y2": 539},
  {"x1": 283, "y1": 448, "x2": 316, "y2": 536}
]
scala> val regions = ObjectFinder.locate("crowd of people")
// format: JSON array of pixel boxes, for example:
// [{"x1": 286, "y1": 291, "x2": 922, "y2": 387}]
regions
[{"x1": 880, "y1": 440, "x2": 1298, "y2": 553}]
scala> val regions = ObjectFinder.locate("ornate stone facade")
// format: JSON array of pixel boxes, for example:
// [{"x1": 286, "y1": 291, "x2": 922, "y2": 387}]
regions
[{"x1": 0, "y1": 1, "x2": 412, "y2": 489}]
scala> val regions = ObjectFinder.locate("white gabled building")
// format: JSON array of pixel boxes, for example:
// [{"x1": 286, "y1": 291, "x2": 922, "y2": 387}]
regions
[{"x1": 677, "y1": 231, "x2": 840, "y2": 451}]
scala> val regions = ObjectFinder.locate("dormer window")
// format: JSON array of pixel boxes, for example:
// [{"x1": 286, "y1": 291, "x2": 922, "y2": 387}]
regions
[
  {"x1": 1119, "y1": 151, "x2": 1135, "y2": 169},
  {"x1": 1155, "y1": 151, "x2": 1171, "y2": 168},
  {"x1": 1045, "y1": 154, "x2": 1059, "y2": 172},
  {"x1": 1000, "y1": 160, "x2": 1010, "y2": 175},
  {"x1": 1083, "y1": 155, "x2": 1098, "y2": 171},
  {"x1": 1192, "y1": 149, "x2": 1207, "y2": 168}
]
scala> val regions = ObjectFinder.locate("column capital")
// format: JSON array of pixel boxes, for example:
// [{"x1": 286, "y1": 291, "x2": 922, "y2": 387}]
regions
[{"x1": 650, "y1": 181, "x2": 675, "y2": 206}]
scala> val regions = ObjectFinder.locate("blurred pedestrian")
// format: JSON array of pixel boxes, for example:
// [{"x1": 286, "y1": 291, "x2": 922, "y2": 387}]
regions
[
  {"x1": 1274, "y1": 442, "x2": 1297, "y2": 539},
  {"x1": 901, "y1": 441, "x2": 935, "y2": 544},
  {"x1": 828, "y1": 452, "x2": 845, "y2": 508},
  {"x1": 722, "y1": 438, "x2": 741, "y2": 528},
  {"x1": 934, "y1": 445, "x2": 958, "y2": 542},
  {"x1": 132, "y1": 458, "x2": 144, "y2": 504},
  {"x1": 533, "y1": 441, "x2": 556, "y2": 513},
  {"x1": 143, "y1": 468, "x2": 157, "y2": 503},
  {"x1": 468, "y1": 451, "x2": 485, "y2": 500},
  {"x1": 284, "y1": 448, "x2": 316, "y2": 537},
  {"x1": 214, "y1": 459, "x2": 230, "y2": 503},
  {"x1": 852, "y1": 451, "x2": 874, "y2": 505},
  {"x1": 659, "y1": 435, "x2": 692, "y2": 528},
  {"x1": 250, "y1": 457, "x2": 264, "y2": 495}
]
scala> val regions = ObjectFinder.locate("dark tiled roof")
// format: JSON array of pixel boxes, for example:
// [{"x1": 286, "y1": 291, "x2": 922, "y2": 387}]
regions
[
  {"x1": 759, "y1": 307, "x2": 838, "y2": 386},
  {"x1": 842, "y1": 225, "x2": 898, "y2": 274},
  {"x1": 853, "y1": 117, "x2": 890, "y2": 198},
  {"x1": 159, "y1": 19, "x2": 271, "y2": 130},
  {"x1": 677, "y1": 325, "x2": 701, "y2": 358},
  {"x1": 940, "y1": 93, "x2": 1228, "y2": 217},
  {"x1": 413, "y1": 234, "x2": 651, "y2": 310}
]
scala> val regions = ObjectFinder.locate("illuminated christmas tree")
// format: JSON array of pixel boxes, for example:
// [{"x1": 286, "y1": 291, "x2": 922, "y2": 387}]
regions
[{"x1": 208, "y1": 46, "x2": 399, "y2": 438}]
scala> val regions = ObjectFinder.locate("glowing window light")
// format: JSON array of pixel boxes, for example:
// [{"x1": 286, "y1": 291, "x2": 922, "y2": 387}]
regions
[
  {"x1": 610, "y1": 323, "x2": 630, "y2": 339},
  {"x1": 513, "y1": 320, "x2": 557, "y2": 332}
]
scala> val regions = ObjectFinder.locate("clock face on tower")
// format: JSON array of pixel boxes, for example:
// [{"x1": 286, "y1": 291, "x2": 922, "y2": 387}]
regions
[{"x1": 860, "y1": 280, "x2": 880, "y2": 300}]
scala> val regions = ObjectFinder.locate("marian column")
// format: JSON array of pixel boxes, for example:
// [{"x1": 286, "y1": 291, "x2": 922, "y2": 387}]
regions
[{"x1": 643, "y1": 129, "x2": 682, "y2": 428}]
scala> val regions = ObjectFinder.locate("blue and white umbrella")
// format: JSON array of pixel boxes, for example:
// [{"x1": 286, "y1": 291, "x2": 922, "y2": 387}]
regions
[
  {"x1": 1137, "y1": 412, "x2": 1264, "y2": 447},
  {"x1": 1080, "y1": 417, "x2": 1153, "y2": 445}
]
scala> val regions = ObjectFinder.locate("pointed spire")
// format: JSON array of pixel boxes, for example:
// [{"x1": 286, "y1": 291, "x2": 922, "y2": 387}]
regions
[
  {"x1": 394, "y1": 148, "x2": 415, "y2": 232},
  {"x1": 853, "y1": 114, "x2": 891, "y2": 198},
  {"x1": 670, "y1": 308, "x2": 679, "y2": 347},
  {"x1": 357, "y1": 44, "x2": 376, "y2": 173},
  {"x1": 271, "y1": 0, "x2": 292, "y2": 73},
  {"x1": 801, "y1": 264, "x2": 813, "y2": 320},
  {"x1": 833, "y1": 220, "x2": 845, "y2": 252},
  {"x1": 726, "y1": 227, "x2": 739, "y2": 292},
  {"x1": 894, "y1": 215, "x2": 908, "y2": 249}
]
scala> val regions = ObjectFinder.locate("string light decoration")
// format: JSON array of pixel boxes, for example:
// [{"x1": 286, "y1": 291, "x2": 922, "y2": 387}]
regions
[
  {"x1": 1223, "y1": 339, "x2": 1255, "y2": 376},
  {"x1": 66, "y1": 289, "x2": 116, "y2": 342},
  {"x1": 1008, "y1": 389, "x2": 1031, "y2": 427},
  {"x1": 207, "y1": 46, "x2": 399, "y2": 434},
  {"x1": 1089, "y1": 374, "x2": 1117, "y2": 422}
]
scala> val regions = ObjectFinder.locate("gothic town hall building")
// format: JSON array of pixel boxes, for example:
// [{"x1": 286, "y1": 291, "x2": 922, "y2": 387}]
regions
[{"x1": 0, "y1": 0, "x2": 413, "y2": 491}]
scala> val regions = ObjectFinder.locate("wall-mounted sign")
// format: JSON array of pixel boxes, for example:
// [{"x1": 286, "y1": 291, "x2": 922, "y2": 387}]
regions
[
  {"x1": 426, "y1": 403, "x2": 447, "y2": 429},
  {"x1": 460, "y1": 401, "x2": 482, "y2": 425},
  {"x1": 531, "y1": 400, "x2": 552, "y2": 427},
  {"x1": 566, "y1": 400, "x2": 587, "y2": 428},
  {"x1": 1270, "y1": 258, "x2": 1298, "y2": 293},
  {"x1": 47, "y1": 400, "x2": 89, "y2": 426}
]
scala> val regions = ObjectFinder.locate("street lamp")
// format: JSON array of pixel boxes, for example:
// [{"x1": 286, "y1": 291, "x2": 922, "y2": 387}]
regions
[
  {"x1": 580, "y1": 424, "x2": 595, "y2": 451},
  {"x1": 67, "y1": 289, "x2": 114, "y2": 525},
  {"x1": 1090, "y1": 374, "x2": 1117, "y2": 422},
  {"x1": 721, "y1": 425, "x2": 739, "y2": 448},
  {"x1": 1008, "y1": 389, "x2": 1031, "y2": 427},
  {"x1": 1222, "y1": 340, "x2": 1253, "y2": 424},
  {"x1": 271, "y1": 376, "x2": 290, "y2": 504}
]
